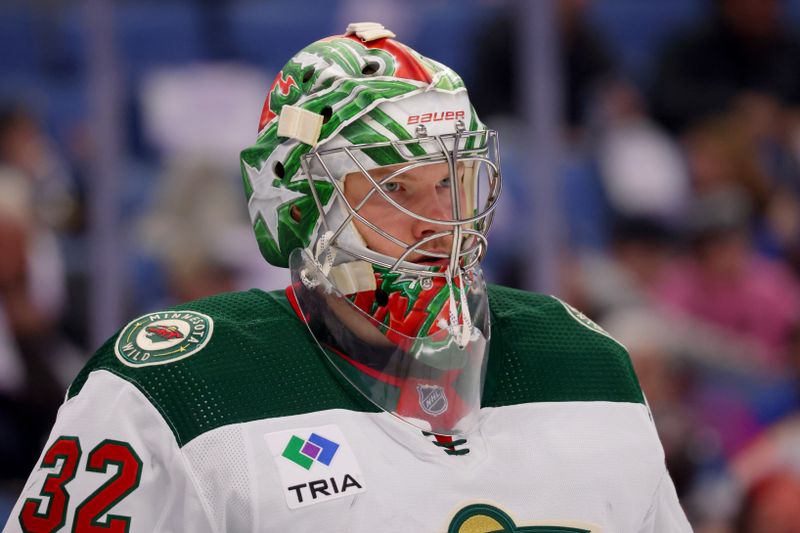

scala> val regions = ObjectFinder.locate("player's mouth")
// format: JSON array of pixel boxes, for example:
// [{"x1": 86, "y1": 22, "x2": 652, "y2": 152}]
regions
[{"x1": 412, "y1": 257, "x2": 450, "y2": 267}]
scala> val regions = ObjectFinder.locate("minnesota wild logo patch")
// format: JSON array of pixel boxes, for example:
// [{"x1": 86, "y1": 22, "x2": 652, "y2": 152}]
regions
[
  {"x1": 447, "y1": 503, "x2": 600, "y2": 532},
  {"x1": 114, "y1": 311, "x2": 214, "y2": 367}
]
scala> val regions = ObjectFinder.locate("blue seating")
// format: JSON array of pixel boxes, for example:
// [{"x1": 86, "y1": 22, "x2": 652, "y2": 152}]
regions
[
  {"x1": 409, "y1": 1, "x2": 496, "y2": 85},
  {"x1": 0, "y1": 5, "x2": 37, "y2": 75},
  {"x1": 585, "y1": 0, "x2": 708, "y2": 85},
  {"x1": 116, "y1": 2, "x2": 204, "y2": 79},
  {"x1": 227, "y1": 0, "x2": 339, "y2": 72}
]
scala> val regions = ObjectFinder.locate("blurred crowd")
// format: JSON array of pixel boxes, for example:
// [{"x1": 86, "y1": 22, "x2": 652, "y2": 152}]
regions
[
  {"x1": 3, "y1": 0, "x2": 800, "y2": 530},
  {"x1": 477, "y1": 0, "x2": 800, "y2": 531}
]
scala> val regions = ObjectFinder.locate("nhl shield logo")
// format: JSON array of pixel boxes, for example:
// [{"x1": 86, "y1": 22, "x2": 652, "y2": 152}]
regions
[
  {"x1": 417, "y1": 384, "x2": 448, "y2": 416},
  {"x1": 114, "y1": 310, "x2": 214, "y2": 367}
]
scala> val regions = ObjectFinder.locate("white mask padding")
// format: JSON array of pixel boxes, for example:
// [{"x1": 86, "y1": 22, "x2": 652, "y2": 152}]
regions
[
  {"x1": 328, "y1": 260, "x2": 376, "y2": 294},
  {"x1": 321, "y1": 185, "x2": 371, "y2": 261},
  {"x1": 438, "y1": 269, "x2": 474, "y2": 349},
  {"x1": 277, "y1": 105, "x2": 324, "y2": 147},
  {"x1": 344, "y1": 22, "x2": 396, "y2": 41},
  {"x1": 300, "y1": 229, "x2": 336, "y2": 290},
  {"x1": 314, "y1": 230, "x2": 335, "y2": 274}
]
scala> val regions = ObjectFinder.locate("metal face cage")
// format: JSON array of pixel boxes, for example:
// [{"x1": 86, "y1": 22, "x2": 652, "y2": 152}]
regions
[{"x1": 299, "y1": 128, "x2": 502, "y2": 281}]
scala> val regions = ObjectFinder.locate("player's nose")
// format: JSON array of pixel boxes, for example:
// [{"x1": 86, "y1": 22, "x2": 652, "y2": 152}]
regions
[{"x1": 410, "y1": 191, "x2": 454, "y2": 243}]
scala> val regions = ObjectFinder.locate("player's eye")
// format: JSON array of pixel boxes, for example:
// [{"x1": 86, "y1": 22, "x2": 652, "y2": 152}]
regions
[
  {"x1": 438, "y1": 177, "x2": 451, "y2": 188},
  {"x1": 380, "y1": 181, "x2": 402, "y2": 193}
]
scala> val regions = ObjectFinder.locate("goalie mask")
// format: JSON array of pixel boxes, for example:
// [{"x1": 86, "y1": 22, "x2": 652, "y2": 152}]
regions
[{"x1": 240, "y1": 23, "x2": 501, "y2": 435}]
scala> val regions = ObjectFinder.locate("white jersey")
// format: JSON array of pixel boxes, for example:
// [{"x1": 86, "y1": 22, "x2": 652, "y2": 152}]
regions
[{"x1": 4, "y1": 286, "x2": 691, "y2": 532}]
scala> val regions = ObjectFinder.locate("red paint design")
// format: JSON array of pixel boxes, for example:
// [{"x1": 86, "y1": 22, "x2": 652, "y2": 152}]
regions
[
  {"x1": 258, "y1": 80, "x2": 279, "y2": 131},
  {"x1": 259, "y1": 71, "x2": 297, "y2": 131},
  {"x1": 350, "y1": 273, "x2": 459, "y2": 345},
  {"x1": 343, "y1": 35, "x2": 433, "y2": 84},
  {"x1": 286, "y1": 284, "x2": 310, "y2": 324},
  {"x1": 277, "y1": 73, "x2": 298, "y2": 96}
]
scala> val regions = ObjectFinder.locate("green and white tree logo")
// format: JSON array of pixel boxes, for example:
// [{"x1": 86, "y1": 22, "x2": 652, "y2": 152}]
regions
[{"x1": 114, "y1": 311, "x2": 214, "y2": 367}]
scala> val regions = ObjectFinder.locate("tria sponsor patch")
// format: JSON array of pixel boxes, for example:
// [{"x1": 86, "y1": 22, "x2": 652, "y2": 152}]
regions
[
  {"x1": 265, "y1": 425, "x2": 366, "y2": 509},
  {"x1": 114, "y1": 311, "x2": 214, "y2": 367}
]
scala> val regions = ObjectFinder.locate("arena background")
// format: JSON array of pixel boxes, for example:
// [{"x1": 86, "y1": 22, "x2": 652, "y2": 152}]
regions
[{"x1": 3, "y1": 0, "x2": 800, "y2": 530}]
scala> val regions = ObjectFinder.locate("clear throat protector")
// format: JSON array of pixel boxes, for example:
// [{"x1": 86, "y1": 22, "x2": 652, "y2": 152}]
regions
[
  {"x1": 289, "y1": 247, "x2": 491, "y2": 436},
  {"x1": 288, "y1": 113, "x2": 500, "y2": 436}
]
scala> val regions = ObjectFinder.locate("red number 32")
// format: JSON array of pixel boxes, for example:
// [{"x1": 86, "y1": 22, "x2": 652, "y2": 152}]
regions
[{"x1": 19, "y1": 437, "x2": 142, "y2": 533}]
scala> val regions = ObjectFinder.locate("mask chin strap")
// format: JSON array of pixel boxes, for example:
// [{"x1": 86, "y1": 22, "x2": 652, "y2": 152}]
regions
[
  {"x1": 315, "y1": 231, "x2": 336, "y2": 276},
  {"x1": 439, "y1": 268, "x2": 473, "y2": 349},
  {"x1": 300, "y1": 231, "x2": 379, "y2": 294},
  {"x1": 300, "y1": 230, "x2": 336, "y2": 290}
]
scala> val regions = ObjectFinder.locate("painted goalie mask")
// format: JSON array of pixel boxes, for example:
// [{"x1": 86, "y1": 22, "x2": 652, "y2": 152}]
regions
[{"x1": 240, "y1": 23, "x2": 501, "y2": 435}]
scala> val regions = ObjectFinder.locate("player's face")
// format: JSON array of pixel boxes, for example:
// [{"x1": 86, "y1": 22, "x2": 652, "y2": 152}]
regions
[{"x1": 343, "y1": 162, "x2": 467, "y2": 263}]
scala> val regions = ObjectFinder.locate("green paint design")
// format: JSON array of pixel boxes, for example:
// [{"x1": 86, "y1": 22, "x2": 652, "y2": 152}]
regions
[
  {"x1": 267, "y1": 60, "x2": 305, "y2": 117},
  {"x1": 339, "y1": 120, "x2": 405, "y2": 166},
  {"x1": 418, "y1": 282, "x2": 455, "y2": 337},
  {"x1": 367, "y1": 108, "x2": 426, "y2": 157},
  {"x1": 465, "y1": 106, "x2": 480, "y2": 150},
  {"x1": 250, "y1": 180, "x2": 333, "y2": 268},
  {"x1": 241, "y1": 160, "x2": 254, "y2": 201},
  {"x1": 373, "y1": 267, "x2": 426, "y2": 316},
  {"x1": 303, "y1": 38, "x2": 396, "y2": 78}
]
